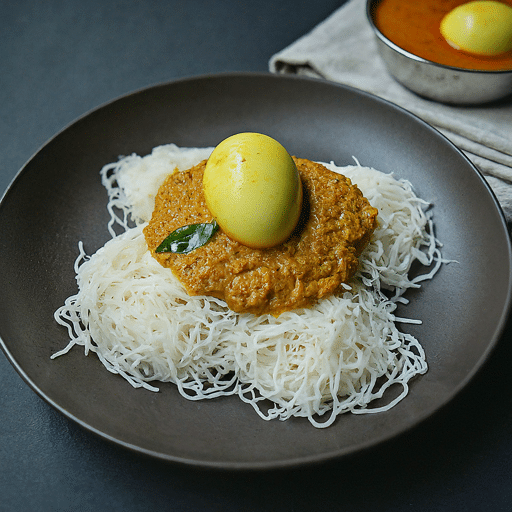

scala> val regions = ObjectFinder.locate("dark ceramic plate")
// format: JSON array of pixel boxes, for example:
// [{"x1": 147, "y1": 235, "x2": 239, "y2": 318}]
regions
[{"x1": 1, "y1": 73, "x2": 511, "y2": 469}]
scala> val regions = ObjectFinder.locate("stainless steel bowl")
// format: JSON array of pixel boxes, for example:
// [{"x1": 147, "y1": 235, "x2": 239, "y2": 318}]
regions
[{"x1": 366, "y1": 0, "x2": 512, "y2": 104}]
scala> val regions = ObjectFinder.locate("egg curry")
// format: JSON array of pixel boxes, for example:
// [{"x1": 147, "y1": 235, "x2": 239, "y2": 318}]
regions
[
  {"x1": 374, "y1": 0, "x2": 512, "y2": 70},
  {"x1": 143, "y1": 134, "x2": 378, "y2": 316}
]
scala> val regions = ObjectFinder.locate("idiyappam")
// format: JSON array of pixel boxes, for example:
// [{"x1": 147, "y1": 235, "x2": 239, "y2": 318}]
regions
[{"x1": 53, "y1": 144, "x2": 443, "y2": 428}]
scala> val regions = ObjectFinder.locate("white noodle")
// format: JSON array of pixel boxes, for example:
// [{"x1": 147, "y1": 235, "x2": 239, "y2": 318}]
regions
[
  {"x1": 53, "y1": 145, "x2": 444, "y2": 428},
  {"x1": 100, "y1": 144, "x2": 213, "y2": 235}
]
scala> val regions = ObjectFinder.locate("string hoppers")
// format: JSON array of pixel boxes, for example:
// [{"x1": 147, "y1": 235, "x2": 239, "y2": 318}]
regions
[{"x1": 53, "y1": 144, "x2": 444, "y2": 428}]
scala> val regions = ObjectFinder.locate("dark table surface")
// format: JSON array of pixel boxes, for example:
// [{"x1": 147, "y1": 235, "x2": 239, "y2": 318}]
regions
[{"x1": 1, "y1": 1, "x2": 512, "y2": 511}]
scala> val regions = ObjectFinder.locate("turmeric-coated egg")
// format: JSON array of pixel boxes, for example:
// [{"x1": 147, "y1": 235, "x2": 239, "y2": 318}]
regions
[
  {"x1": 203, "y1": 133, "x2": 302, "y2": 249},
  {"x1": 440, "y1": 1, "x2": 512, "y2": 56}
]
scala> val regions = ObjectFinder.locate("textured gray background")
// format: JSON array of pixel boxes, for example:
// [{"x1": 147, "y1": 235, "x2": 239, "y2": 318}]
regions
[{"x1": 1, "y1": 1, "x2": 512, "y2": 510}]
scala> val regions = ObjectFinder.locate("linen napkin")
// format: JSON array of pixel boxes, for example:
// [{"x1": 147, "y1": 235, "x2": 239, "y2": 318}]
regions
[{"x1": 269, "y1": 0, "x2": 512, "y2": 223}]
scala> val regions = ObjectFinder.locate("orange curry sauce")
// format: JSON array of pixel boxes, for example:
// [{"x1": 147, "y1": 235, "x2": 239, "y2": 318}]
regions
[
  {"x1": 144, "y1": 158, "x2": 378, "y2": 317},
  {"x1": 374, "y1": 0, "x2": 512, "y2": 70}
]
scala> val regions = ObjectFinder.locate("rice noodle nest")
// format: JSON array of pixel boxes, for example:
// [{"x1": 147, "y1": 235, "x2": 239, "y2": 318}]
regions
[{"x1": 53, "y1": 144, "x2": 443, "y2": 428}]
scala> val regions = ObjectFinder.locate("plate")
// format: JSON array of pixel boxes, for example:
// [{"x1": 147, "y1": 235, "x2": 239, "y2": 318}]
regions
[{"x1": 1, "y1": 73, "x2": 511, "y2": 469}]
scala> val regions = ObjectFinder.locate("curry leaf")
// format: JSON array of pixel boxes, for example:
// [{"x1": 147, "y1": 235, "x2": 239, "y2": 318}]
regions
[{"x1": 155, "y1": 219, "x2": 219, "y2": 254}]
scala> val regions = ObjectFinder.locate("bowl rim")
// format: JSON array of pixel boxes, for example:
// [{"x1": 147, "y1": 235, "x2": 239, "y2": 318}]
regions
[{"x1": 366, "y1": 0, "x2": 512, "y2": 75}]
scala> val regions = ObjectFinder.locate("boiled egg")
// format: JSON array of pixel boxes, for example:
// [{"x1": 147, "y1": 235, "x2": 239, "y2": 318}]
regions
[
  {"x1": 440, "y1": 1, "x2": 512, "y2": 56},
  {"x1": 203, "y1": 133, "x2": 302, "y2": 249}
]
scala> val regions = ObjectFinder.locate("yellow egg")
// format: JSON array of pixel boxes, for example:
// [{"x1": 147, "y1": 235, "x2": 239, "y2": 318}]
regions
[
  {"x1": 440, "y1": 1, "x2": 512, "y2": 56},
  {"x1": 203, "y1": 133, "x2": 302, "y2": 249}
]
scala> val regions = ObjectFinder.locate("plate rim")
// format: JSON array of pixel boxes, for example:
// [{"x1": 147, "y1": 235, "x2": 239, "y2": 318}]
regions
[{"x1": 1, "y1": 71, "x2": 511, "y2": 470}]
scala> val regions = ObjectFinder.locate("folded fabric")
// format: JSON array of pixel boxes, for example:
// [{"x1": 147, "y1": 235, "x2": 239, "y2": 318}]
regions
[{"x1": 269, "y1": 0, "x2": 512, "y2": 222}]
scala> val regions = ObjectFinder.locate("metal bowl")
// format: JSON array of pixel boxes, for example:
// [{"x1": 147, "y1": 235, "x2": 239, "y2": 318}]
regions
[{"x1": 366, "y1": 0, "x2": 512, "y2": 104}]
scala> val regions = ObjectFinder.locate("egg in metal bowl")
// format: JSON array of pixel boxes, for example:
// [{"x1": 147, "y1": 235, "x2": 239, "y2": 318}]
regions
[{"x1": 366, "y1": 0, "x2": 512, "y2": 104}]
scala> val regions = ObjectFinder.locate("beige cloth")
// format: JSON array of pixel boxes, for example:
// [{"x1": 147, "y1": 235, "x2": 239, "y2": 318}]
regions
[{"x1": 269, "y1": 0, "x2": 512, "y2": 221}]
